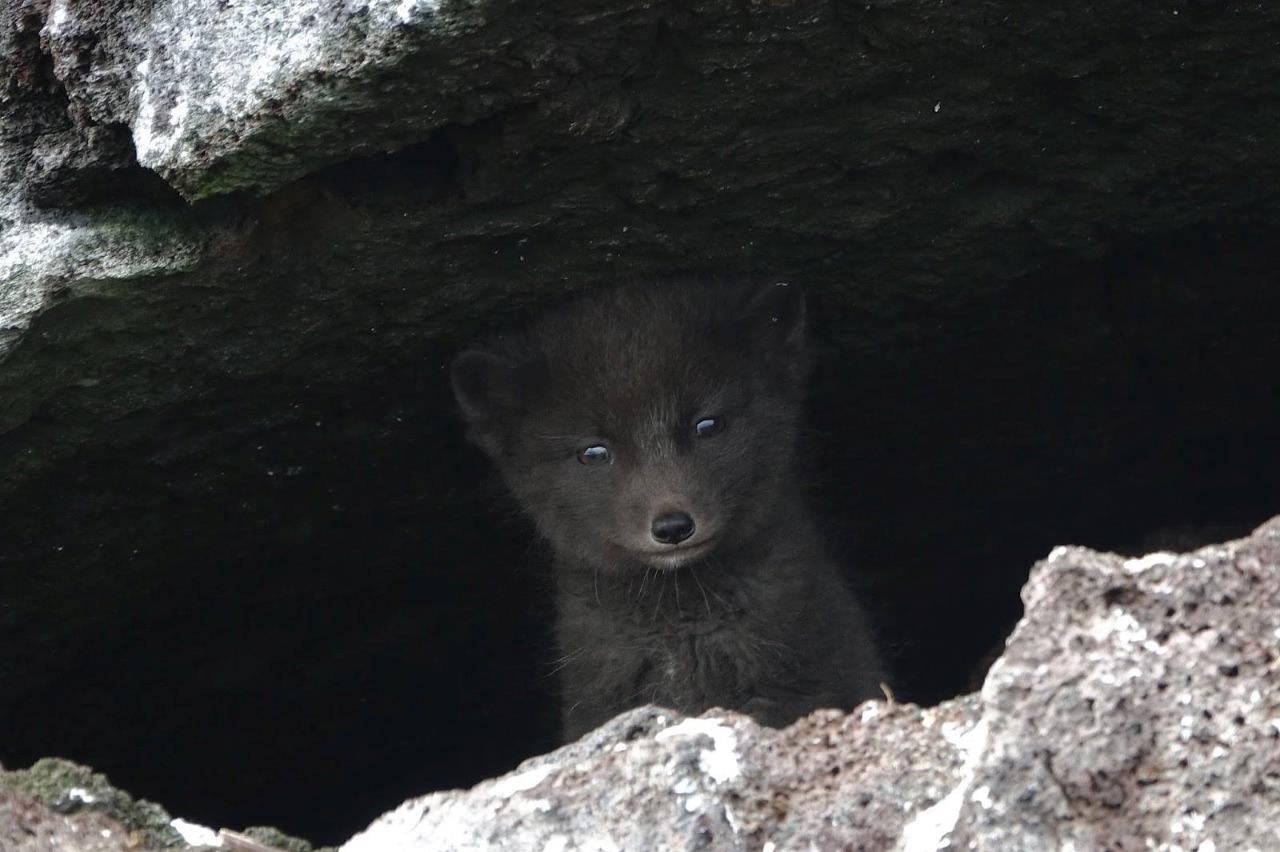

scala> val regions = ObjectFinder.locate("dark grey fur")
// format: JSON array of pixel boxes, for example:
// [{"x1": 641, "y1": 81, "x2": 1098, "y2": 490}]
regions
[{"x1": 451, "y1": 282, "x2": 884, "y2": 741}]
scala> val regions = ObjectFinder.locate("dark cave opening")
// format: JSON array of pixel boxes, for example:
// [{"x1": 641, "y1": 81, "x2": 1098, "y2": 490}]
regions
[{"x1": 2, "y1": 226, "x2": 1278, "y2": 846}]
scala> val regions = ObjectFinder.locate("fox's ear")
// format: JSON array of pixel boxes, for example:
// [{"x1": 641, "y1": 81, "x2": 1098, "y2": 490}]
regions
[
  {"x1": 740, "y1": 281, "x2": 806, "y2": 352},
  {"x1": 450, "y1": 348, "x2": 529, "y2": 426}
]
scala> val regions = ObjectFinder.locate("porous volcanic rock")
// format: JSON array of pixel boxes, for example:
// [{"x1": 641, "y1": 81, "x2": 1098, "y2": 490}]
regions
[{"x1": 342, "y1": 517, "x2": 1280, "y2": 851}]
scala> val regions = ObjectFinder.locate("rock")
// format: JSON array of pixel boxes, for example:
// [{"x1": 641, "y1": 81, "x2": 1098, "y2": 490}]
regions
[
  {"x1": 3, "y1": 0, "x2": 1279, "y2": 358},
  {"x1": 342, "y1": 517, "x2": 1280, "y2": 851},
  {"x1": 0, "y1": 205, "x2": 203, "y2": 357},
  {"x1": 4, "y1": 0, "x2": 1280, "y2": 481},
  {"x1": 0, "y1": 757, "x2": 333, "y2": 852},
  {"x1": 0, "y1": 786, "x2": 146, "y2": 852},
  {"x1": 0, "y1": 757, "x2": 186, "y2": 849},
  {"x1": 25, "y1": 0, "x2": 578, "y2": 202},
  {"x1": 114, "y1": 0, "x2": 493, "y2": 200}
]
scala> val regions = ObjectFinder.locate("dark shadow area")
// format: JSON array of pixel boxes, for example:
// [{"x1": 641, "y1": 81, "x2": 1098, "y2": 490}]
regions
[
  {"x1": 0, "y1": 343, "x2": 563, "y2": 843},
  {"x1": 808, "y1": 224, "x2": 1280, "y2": 702},
  {"x1": 1, "y1": 210, "x2": 1278, "y2": 844}
]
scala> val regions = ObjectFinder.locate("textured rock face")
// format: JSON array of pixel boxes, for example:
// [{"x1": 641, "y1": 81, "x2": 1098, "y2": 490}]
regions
[
  {"x1": 343, "y1": 517, "x2": 1280, "y2": 851},
  {"x1": 0, "y1": 757, "x2": 331, "y2": 851},
  {"x1": 15, "y1": 0, "x2": 514, "y2": 203},
  {"x1": 0, "y1": 757, "x2": 185, "y2": 851},
  {"x1": 953, "y1": 520, "x2": 1280, "y2": 851},
  {"x1": 114, "y1": 0, "x2": 493, "y2": 199},
  {"x1": 0, "y1": 788, "x2": 142, "y2": 852},
  {"x1": 6, "y1": 0, "x2": 1280, "y2": 360}
]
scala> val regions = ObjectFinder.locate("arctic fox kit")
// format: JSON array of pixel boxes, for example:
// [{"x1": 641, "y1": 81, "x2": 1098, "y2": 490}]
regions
[{"x1": 452, "y1": 282, "x2": 883, "y2": 741}]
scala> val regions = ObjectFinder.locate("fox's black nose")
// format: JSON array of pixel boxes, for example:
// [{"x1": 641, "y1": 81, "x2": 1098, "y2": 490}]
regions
[{"x1": 651, "y1": 511, "x2": 695, "y2": 544}]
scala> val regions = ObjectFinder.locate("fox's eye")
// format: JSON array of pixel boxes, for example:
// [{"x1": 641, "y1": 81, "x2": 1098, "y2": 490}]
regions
[
  {"x1": 693, "y1": 416, "x2": 725, "y2": 438},
  {"x1": 577, "y1": 445, "x2": 612, "y2": 465}
]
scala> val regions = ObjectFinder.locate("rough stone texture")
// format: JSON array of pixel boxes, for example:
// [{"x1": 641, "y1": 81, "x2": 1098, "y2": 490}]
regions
[
  {"x1": 0, "y1": 205, "x2": 202, "y2": 354},
  {"x1": 0, "y1": 787, "x2": 148, "y2": 852},
  {"x1": 13, "y1": 0, "x2": 534, "y2": 203},
  {"x1": 5, "y1": 0, "x2": 1280, "y2": 363},
  {"x1": 103, "y1": 0, "x2": 503, "y2": 200},
  {"x1": 340, "y1": 702, "x2": 979, "y2": 852},
  {"x1": 342, "y1": 517, "x2": 1280, "y2": 851},
  {"x1": 4, "y1": 0, "x2": 1279, "y2": 514},
  {"x1": 0, "y1": 757, "x2": 332, "y2": 852},
  {"x1": 951, "y1": 519, "x2": 1280, "y2": 851},
  {"x1": 0, "y1": 757, "x2": 186, "y2": 849}
]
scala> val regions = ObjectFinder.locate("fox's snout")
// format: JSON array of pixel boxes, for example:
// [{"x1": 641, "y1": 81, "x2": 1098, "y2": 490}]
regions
[{"x1": 650, "y1": 510, "x2": 695, "y2": 544}]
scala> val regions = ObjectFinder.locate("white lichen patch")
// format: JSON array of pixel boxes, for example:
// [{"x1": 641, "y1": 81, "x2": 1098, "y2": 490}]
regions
[
  {"x1": 898, "y1": 718, "x2": 990, "y2": 852},
  {"x1": 1088, "y1": 607, "x2": 1151, "y2": 646},
  {"x1": 131, "y1": 56, "x2": 159, "y2": 163},
  {"x1": 170, "y1": 818, "x2": 221, "y2": 846},
  {"x1": 970, "y1": 784, "x2": 993, "y2": 810},
  {"x1": 655, "y1": 717, "x2": 741, "y2": 784},
  {"x1": 489, "y1": 763, "x2": 559, "y2": 798},
  {"x1": 66, "y1": 787, "x2": 98, "y2": 804},
  {"x1": 670, "y1": 777, "x2": 698, "y2": 796},
  {"x1": 396, "y1": 0, "x2": 442, "y2": 23},
  {"x1": 1125, "y1": 552, "x2": 1176, "y2": 573},
  {"x1": 43, "y1": 0, "x2": 70, "y2": 35},
  {"x1": 341, "y1": 797, "x2": 432, "y2": 852}
]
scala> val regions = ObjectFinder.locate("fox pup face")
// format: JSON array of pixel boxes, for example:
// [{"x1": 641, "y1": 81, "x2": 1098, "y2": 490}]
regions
[{"x1": 452, "y1": 282, "x2": 808, "y2": 572}]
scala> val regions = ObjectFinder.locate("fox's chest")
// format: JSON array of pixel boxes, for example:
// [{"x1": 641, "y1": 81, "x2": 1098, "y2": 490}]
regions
[
  {"x1": 633, "y1": 619, "x2": 774, "y2": 708},
  {"x1": 650, "y1": 635, "x2": 697, "y2": 685},
  {"x1": 557, "y1": 576, "x2": 794, "y2": 720}
]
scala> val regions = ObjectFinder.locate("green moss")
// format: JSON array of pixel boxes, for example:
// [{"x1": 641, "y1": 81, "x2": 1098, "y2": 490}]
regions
[
  {"x1": 0, "y1": 758, "x2": 335, "y2": 851},
  {"x1": 177, "y1": 58, "x2": 436, "y2": 201},
  {"x1": 181, "y1": 113, "x2": 362, "y2": 201},
  {"x1": 0, "y1": 757, "x2": 185, "y2": 848},
  {"x1": 78, "y1": 207, "x2": 206, "y2": 277}
]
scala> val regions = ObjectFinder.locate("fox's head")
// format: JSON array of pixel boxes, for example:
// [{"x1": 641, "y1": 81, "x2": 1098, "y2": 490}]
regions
[{"x1": 451, "y1": 282, "x2": 809, "y2": 572}]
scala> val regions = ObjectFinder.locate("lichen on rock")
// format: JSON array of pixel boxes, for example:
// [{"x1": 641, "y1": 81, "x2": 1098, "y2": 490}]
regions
[
  {"x1": 0, "y1": 758, "x2": 335, "y2": 852},
  {"x1": 0, "y1": 757, "x2": 185, "y2": 849}
]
